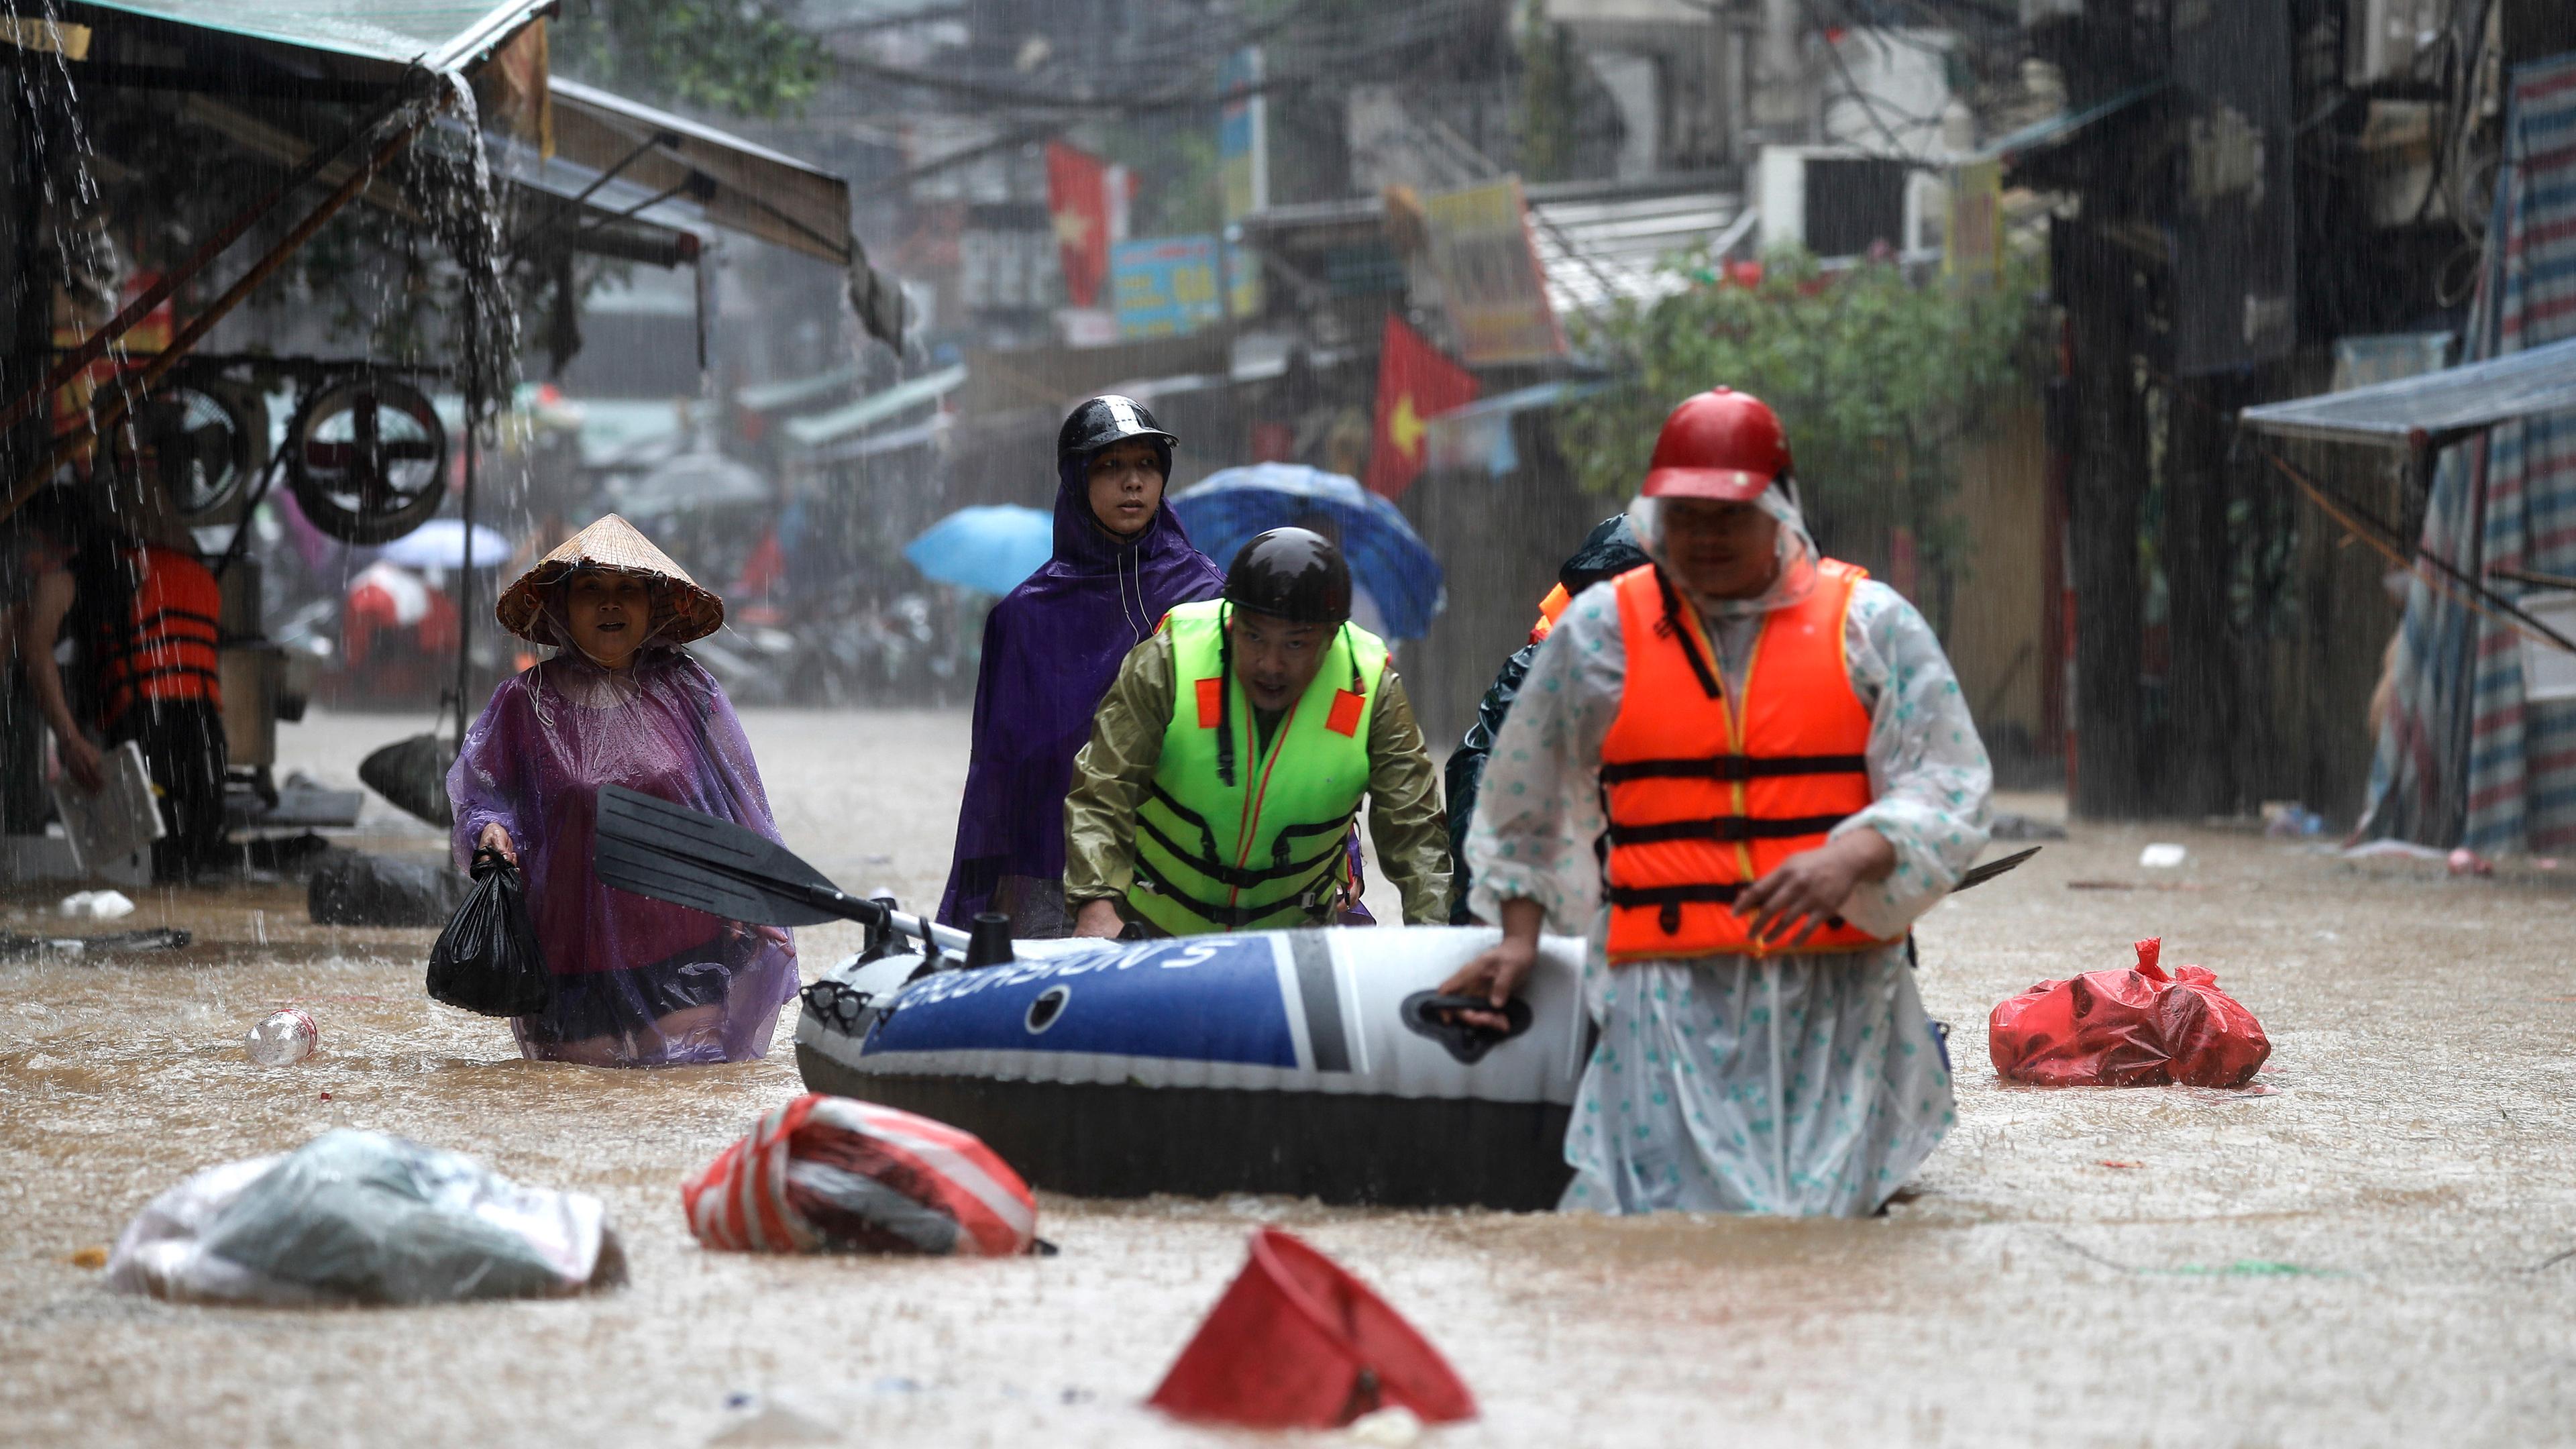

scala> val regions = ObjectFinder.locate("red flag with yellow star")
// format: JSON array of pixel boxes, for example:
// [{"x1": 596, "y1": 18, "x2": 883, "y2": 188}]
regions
[
  {"x1": 1365, "y1": 315, "x2": 1476, "y2": 500},
  {"x1": 1046, "y1": 142, "x2": 1113, "y2": 308}
]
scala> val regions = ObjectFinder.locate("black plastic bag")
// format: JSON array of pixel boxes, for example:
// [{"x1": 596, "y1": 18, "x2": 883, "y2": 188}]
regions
[
  {"x1": 426, "y1": 847, "x2": 551, "y2": 1017},
  {"x1": 360, "y1": 733, "x2": 453, "y2": 828}
]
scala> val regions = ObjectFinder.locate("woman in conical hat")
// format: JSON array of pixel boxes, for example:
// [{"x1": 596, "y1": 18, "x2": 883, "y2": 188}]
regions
[{"x1": 447, "y1": 514, "x2": 798, "y2": 1067}]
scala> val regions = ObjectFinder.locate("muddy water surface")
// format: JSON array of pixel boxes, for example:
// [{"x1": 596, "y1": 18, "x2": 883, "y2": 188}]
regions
[{"x1": 5, "y1": 709, "x2": 2574, "y2": 1446}]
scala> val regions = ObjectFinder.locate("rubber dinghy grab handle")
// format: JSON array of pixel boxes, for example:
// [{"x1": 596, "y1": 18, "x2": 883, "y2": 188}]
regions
[{"x1": 1399, "y1": 991, "x2": 1534, "y2": 1065}]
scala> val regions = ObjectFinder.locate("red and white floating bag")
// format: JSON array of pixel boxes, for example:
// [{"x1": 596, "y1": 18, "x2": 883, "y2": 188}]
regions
[{"x1": 683, "y1": 1094, "x2": 1036, "y2": 1256}]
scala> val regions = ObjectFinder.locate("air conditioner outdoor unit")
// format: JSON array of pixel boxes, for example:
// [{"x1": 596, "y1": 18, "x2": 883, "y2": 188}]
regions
[
  {"x1": 1754, "y1": 146, "x2": 1932, "y2": 259},
  {"x1": 2350, "y1": 0, "x2": 2445, "y2": 86}
]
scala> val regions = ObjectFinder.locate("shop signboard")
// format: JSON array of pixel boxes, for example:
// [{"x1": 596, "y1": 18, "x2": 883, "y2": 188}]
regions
[
  {"x1": 1218, "y1": 45, "x2": 1267, "y2": 317},
  {"x1": 1113, "y1": 235, "x2": 1226, "y2": 339},
  {"x1": 1421, "y1": 178, "x2": 1562, "y2": 366}
]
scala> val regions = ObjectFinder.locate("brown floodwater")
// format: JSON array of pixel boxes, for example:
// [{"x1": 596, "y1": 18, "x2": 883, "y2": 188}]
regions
[{"x1": 5, "y1": 708, "x2": 2574, "y2": 1446}]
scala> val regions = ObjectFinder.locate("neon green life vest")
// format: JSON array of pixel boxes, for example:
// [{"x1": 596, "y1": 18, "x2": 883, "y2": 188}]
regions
[{"x1": 1129, "y1": 600, "x2": 1390, "y2": 935}]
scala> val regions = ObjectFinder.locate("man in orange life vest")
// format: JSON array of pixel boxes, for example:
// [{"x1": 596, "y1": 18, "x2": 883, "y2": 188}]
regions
[
  {"x1": 1441, "y1": 388, "x2": 1994, "y2": 1216},
  {"x1": 17, "y1": 486, "x2": 229, "y2": 881}
]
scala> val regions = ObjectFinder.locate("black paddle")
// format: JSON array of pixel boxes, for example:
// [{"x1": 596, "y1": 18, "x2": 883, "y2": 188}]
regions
[
  {"x1": 1957, "y1": 845, "x2": 2042, "y2": 891},
  {"x1": 592, "y1": 784, "x2": 972, "y2": 954}
]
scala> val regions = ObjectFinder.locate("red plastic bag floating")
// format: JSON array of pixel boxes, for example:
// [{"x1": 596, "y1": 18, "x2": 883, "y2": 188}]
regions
[
  {"x1": 1150, "y1": 1226, "x2": 1476, "y2": 1430},
  {"x1": 1988, "y1": 938, "x2": 2270, "y2": 1088},
  {"x1": 684, "y1": 1094, "x2": 1035, "y2": 1256}
]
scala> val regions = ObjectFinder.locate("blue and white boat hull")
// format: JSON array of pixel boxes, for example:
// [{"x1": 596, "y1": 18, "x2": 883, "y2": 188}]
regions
[{"x1": 794, "y1": 926, "x2": 1590, "y2": 1208}]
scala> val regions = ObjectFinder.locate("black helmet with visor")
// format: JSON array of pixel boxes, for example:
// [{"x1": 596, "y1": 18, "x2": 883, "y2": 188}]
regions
[{"x1": 1059, "y1": 394, "x2": 1177, "y2": 475}]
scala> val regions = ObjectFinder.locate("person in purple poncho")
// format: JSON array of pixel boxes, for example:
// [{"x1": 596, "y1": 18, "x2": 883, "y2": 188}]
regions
[
  {"x1": 448, "y1": 515, "x2": 798, "y2": 1067},
  {"x1": 936, "y1": 396, "x2": 1226, "y2": 936}
]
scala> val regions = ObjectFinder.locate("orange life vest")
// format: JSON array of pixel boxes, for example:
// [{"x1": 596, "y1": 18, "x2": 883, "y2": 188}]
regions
[
  {"x1": 96, "y1": 543, "x2": 223, "y2": 723},
  {"x1": 1599, "y1": 558, "x2": 1890, "y2": 961},
  {"x1": 1529, "y1": 582, "x2": 1572, "y2": 644}
]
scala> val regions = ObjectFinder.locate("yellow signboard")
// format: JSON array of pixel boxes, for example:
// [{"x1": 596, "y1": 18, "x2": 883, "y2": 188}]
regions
[
  {"x1": 1945, "y1": 160, "x2": 2002, "y2": 290},
  {"x1": 1422, "y1": 178, "x2": 1562, "y2": 366}
]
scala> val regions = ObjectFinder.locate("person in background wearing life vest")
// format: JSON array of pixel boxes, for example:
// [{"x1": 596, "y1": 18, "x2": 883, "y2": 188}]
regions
[
  {"x1": 1063, "y1": 527, "x2": 1451, "y2": 936},
  {"x1": 1440, "y1": 388, "x2": 1992, "y2": 1217},
  {"x1": 1443, "y1": 514, "x2": 1648, "y2": 924},
  {"x1": 15, "y1": 483, "x2": 231, "y2": 881}
]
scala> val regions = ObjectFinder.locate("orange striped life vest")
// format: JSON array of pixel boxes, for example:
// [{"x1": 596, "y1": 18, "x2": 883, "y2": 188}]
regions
[
  {"x1": 1598, "y1": 559, "x2": 1890, "y2": 961},
  {"x1": 95, "y1": 543, "x2": 223, "y2": 723}
]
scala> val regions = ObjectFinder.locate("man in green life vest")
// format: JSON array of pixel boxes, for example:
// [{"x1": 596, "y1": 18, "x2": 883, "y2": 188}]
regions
[{"x1": 1064, "y1": 527, "x2": 1451, "y2": 936}]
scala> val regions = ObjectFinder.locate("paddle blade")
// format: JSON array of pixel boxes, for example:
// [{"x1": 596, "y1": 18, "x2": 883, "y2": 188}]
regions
[
  {"x1": 1957, "y1": 846, "x2": 2041, "y2": 892},
  {"x1": 592, "y1": 784, "x2": 847, "y2": 928}
]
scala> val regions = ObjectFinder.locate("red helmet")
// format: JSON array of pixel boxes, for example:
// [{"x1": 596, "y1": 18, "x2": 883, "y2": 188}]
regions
[{"x1": 1640, "y1": 387, "x2": 1790, "y2": 500}]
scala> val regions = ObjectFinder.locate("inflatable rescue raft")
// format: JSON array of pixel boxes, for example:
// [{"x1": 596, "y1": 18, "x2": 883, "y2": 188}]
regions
[{"x1": 795, "y1": 926, "x2": 1591, "y2": 1210}]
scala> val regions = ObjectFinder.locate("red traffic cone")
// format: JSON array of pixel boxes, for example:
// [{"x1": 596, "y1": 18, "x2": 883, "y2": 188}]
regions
[{"x1": 1148, "y1": 1226, "x2": 1476, "y2": 1428}]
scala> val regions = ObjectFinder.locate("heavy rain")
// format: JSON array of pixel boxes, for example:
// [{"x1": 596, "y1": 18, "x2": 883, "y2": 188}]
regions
[{"x1": 3, "y1": 1, "x2": 2573, "y2": 1444}]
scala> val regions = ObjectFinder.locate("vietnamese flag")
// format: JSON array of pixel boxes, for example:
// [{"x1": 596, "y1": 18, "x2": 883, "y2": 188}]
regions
[
  {"x1": 1365, "y1": 315, "x2": 1477, "y2": 500},
  {"x1": 1046, "y1": 141, "x2": 1113, "y2": 308}
]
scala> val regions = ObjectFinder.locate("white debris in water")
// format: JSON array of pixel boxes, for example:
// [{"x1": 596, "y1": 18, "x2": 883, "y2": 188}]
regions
[
  {"x1": 58, "y1": 890, "x2": 134, "y2": 920},
  {"x1": 2138, "y1": 843, "x2": 2188, "y2": 869},
  {"x1": 1348, "y1": 1406, "x2": 1425, "y2": 1446}
]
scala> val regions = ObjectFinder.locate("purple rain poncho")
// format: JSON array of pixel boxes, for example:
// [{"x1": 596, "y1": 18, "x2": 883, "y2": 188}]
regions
[
  {"x1": 936, "y1": 460, "x2": 1226, "y2": 932},
  {"x1": 447, "y1": 649, "x2": 799, "y2": 1067}
]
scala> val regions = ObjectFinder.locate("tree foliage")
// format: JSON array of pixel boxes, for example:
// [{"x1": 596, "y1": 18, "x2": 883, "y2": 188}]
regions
[
  {"x1": 1100, "y1": 119, "x2": 1222, "y2": 237},
  {"x1": 1517, "y1": 3, "x2": 1579, "y2": 183},
  {"x1": 549, "y1": 0, "x2": 829, "y2": 117},
  {"x1": 1560, "y1": 248, "x2": 2041, "y2": 598}
]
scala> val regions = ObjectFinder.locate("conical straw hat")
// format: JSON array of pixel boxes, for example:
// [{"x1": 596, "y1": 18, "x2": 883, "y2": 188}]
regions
[{"x1": 494, "y1": 513, "x2": 724, "y2": 645}]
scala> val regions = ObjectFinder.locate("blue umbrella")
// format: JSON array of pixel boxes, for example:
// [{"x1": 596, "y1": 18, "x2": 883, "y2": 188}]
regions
[
  {"x1": 376, "y1": 519, "x2": 512, "y2": 571},
  {"x1": 904, "y1": 504, "x2": 1053, "y2": 596},
  {"x1": 1169, "y1": 464, "x2": 1445, "y2": 639}
]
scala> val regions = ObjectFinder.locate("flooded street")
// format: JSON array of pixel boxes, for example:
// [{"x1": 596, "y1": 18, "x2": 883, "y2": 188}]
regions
[{"x1": 2, "y1": 708, "x2": 2570, "y2": 1447}]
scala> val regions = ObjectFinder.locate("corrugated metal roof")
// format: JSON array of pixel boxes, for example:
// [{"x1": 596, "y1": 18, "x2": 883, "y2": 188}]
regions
[
  {"x1": 1528, "y1": 189, "x2": 1745, "y2": 317},
  {"x1": 1239, "y1": 178, "x2": 1746, "y2": 319}
]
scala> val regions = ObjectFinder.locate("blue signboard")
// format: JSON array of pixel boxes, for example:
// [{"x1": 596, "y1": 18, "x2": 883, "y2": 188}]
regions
[{"x1": 1112, "y1": 235, "x2": 1226, "y2": 339}]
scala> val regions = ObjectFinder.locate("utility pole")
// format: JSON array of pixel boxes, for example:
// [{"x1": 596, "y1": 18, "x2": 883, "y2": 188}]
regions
[
  {"x1": 0, "y1": 85, "x2": 52, "y2": 835},
  {"x1": 2161, "y1": 367, "x2": 2239, "y2": 817},
  {"x1": 2058, "y1": 217, "x2": 2147, "y2": 818},
  {"x1": 1750, "y1": 0, "x2": 1810, "y2": 146},
  {"x1": 2039, "y1": 0, "x2": 2162, "y2": 819}
]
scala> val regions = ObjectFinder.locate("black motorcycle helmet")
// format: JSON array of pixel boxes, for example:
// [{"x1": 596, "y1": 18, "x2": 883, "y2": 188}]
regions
[
  {"x1": 1058, "y1": 394, "x2": 1177, "y2": 476},
  {"x1": 1222, "y1": 527, "x2": 1352, "y2": 625},
  {"x1": 1208, "y1": 528, "x2": 1356, "y2": 786}
]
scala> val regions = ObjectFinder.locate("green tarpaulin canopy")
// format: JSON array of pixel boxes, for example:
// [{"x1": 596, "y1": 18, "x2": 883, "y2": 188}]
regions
[{"x1": 66, "y1": 0, "x2": 547, "y2": 75}]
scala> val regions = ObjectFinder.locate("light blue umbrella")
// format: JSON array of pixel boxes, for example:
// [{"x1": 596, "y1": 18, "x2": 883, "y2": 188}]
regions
[
  {"x1": 1169, "y1": 464, "x2": 1445, "y2": 638},
  {"x1": 376, "y1": 519, "x2": 512, "y2": 571},
  {"x1": 904, "y1": 504, "x2": 1053, "y2": 596}
]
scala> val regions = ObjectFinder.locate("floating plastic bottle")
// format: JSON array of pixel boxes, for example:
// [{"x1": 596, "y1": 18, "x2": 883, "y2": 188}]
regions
[{"x1": 244, "y1": 1010, "x2": 317, "y2": 1066}]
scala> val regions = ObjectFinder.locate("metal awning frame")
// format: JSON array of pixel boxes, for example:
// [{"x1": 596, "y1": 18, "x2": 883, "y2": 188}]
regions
[
  {"x1": 784, "y1": 364, "x2": 969, "y2": 451},
  {"x1": 1980, "y1": 80, "x2": 2172, "y2": 171},
  {"x1": 547, "y1": 77, "x2": 853, "y2": 267},
  {"x1": 2236, "y1": 335, "x2": 2576, "y2": 455}
]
